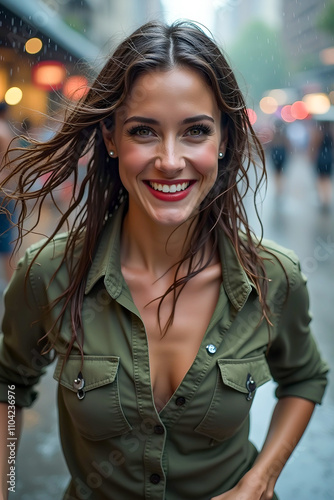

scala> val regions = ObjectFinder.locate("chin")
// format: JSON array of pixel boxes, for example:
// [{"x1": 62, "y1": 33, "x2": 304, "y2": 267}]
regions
[{"x1": 150, "y1": 208, "x2": 196, "y2": 227}]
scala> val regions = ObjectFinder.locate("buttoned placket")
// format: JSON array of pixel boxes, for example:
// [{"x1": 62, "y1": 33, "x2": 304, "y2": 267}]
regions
[
  {"x1": 132, "y1": 316, "x2": 167, "y2": 499},
  {"x1": 111, "y1": 279, "x2": 241, "y2": 500}
]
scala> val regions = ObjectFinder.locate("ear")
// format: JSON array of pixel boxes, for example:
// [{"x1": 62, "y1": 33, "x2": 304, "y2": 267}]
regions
[
  {"x1": 100, "y1": 120, "x2": 118, "y2": 158},
  {"x1": 219, "y1": 125, "x2": 228, "y2": 156}
]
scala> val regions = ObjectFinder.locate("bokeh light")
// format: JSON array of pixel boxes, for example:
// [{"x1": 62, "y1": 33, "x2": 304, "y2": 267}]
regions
[
  {"x1": 247, "y1": 108, "x2": 257, "y2": 125},
  {"x1": 63, "y1": 76, "x2": 89, "y2": 101},
  {"x1": 291, "y1": 101, "x2": 309, "y2": 120},
  {"x1": 267, "y1": 89, "x2": 288, "y2": 106},
  {"x1": 303, "y1": 93, "x2": 330, "y2": 115},
  {"x1": 281, "y1": 105, "x2": 295, "y2": 123},
  {"x1": 32, "y1": 61, "x2": 66, "y2": 91},
  {"x1": 25, "y1": 38, "x2": 43, "y2": 55},
  {"x1": 4, "y1": 86, "x2": 23, "y2": 105},
  {"x1": 260, "y1": 96, "x2": 278, "y2": 114}
]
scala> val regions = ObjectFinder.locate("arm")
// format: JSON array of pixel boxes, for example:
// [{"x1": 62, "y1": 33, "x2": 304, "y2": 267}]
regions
[
  {"x1": 0, "y1": 403, "x2": 23, "y2": 499},
  {"x1": 212, "y1": 252, "x2": 328, "y2": 500},
  {"x1": 252, "y1": 396, "x2": 315, "y2": 496},
  {"x1": 245, "y1": 397, "x2": 314, "y2": 498},
  {"x1": 211, "y1": 396, "x2": 315, "y2": 500},
  {"x1": 0, "y1": 250, "x2": 52, "y2": 498}
]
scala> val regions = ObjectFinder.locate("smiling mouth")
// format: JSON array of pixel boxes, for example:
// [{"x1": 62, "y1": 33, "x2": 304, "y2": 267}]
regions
[{"x1": 148, "y1": 181, "x2": 191, "y2": 193}]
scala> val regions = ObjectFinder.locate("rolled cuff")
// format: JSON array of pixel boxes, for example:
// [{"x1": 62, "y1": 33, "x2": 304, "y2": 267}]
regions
[{"x1": 275, "y1": 367, "x2": 329, "y2": 405}]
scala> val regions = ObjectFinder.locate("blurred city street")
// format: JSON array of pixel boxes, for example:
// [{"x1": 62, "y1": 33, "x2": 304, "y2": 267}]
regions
[
  {"x1": 1, "y1": 0, "x2": 334, "y2": 499},
  {"x1": 1, "y1": 149, "x2": 333, "y2": 499}
]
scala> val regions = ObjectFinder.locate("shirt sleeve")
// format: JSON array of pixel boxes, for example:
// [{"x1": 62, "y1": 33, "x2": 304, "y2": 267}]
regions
[
  {"x1": 0, "y1": 249, "x2": 53, "y2": 408},
  {"x1": 267, "y1": 260, "x2": 329, "y2": 404}
]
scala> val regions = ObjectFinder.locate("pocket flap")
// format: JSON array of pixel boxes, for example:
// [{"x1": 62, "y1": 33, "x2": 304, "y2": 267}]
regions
[
  {"x1": 218, "y1": 354, "x2": 271, "y2": 393},
  {"x1": 53, "y1": 355, "x2": 120, "y2": 392}
]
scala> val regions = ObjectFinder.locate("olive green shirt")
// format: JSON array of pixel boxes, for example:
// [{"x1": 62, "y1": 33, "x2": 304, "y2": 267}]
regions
[{"x1": 0, "y1": 204, "x2": 328, "y2": 500}]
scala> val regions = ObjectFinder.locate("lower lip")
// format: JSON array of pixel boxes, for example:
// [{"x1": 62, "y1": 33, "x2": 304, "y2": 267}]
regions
[{"x1": 145, "y1": 183, "x2": 195, "y2": 202}]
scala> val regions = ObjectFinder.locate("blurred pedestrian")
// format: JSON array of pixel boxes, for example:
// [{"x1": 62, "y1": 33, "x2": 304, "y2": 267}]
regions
[
  {"x1": 0, "y1": 21, "x2": 328, "y2": 500},
  {"x1": 269, "y1": 120, "x2": 290, "y2": 196},
  {"x1": 0, "y1": 101, "x2": 16, "y2": 288},
  {"x1": 310, "y1": 120, "x2": 333, "y2": 212}
]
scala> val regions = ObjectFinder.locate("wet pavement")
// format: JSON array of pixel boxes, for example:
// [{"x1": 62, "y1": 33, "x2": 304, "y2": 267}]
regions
[{"x1": 1, "y1": 150, "x2": 334, "y2": 499}]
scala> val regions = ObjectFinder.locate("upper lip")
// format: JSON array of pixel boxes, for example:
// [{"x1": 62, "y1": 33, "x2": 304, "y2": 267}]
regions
[{"x1": 144, "y1": 179, "x2": 196, "y2": 185}]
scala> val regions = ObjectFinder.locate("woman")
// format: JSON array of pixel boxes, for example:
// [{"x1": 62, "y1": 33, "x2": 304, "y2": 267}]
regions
[
  {"x1": 0, "y1": 21, "x2": 328, "y2": 500},
  {"x1": 310, "y1": 120, "x2": 333, "y2": 211},
  {"x1": 269, "y1": 120, "x2": 290, "y2": 197}
]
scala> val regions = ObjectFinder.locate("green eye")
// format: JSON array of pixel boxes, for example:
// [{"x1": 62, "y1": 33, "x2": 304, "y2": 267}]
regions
[
  {"x1": 127, "y1": 125, "x2": 154, "y2": 137},
  {"x1": 187, "y1": 124, "x2": 213, "y2": 137},
  {"x1": 137, "y1": 128, "x2": 150, "y2": 136}
]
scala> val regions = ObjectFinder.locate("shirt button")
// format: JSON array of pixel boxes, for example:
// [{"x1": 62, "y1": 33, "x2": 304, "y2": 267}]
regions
[
  {"x1": 150, "y1": 473, "x2": 161, "y2": 484},
  {"x1": 206, "y1": 344, "x2": 217, "y2": 355},
  {"x1": 175, "y1": 396, "x2": 186, "y2": 406},
  {"x1": 154, "y1": 425, "x2": 164, "y2": 435}
]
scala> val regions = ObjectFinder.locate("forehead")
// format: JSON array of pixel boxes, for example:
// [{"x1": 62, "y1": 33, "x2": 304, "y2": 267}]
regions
[{"x1": 120, "y1": 67, "x2": 220, "y2": 119}]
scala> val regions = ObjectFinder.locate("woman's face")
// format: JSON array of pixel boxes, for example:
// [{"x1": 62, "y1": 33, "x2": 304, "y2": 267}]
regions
[{"x1": 102, "y1": 67, "x2": 227, "y2": 228}]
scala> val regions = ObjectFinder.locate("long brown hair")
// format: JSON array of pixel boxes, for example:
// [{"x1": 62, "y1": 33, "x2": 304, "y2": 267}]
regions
[{"x1": 1, "y1": 20, "x2": 271, "y2": 357}]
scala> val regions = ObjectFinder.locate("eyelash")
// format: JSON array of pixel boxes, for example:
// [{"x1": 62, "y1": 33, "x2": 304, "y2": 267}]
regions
[
  {"x1": 127, "y1": 125, "x2": 152, "y2": 136},
  {"x1": 126, "y1": 123, "x2": 214, "y2": 137},
  {"x1": 187, "y1": 123, "x2": 213, "y2": 136}
]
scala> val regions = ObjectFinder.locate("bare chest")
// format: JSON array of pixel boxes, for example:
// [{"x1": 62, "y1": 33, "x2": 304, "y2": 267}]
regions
[{"x1": 122, "y1": 263, "x2": 222, "y2": 411}]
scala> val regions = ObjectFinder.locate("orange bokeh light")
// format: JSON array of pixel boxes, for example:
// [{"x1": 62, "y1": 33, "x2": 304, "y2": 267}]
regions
[
  {"x1": 32, "y1": 61, "x2": 66, "y2": 91},
  {"x1": 63, "y1": 76, "x2": 89, "y2": 101}
]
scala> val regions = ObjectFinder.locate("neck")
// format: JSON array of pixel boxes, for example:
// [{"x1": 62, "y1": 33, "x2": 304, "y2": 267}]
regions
[{"x1": 121, "y1": 203, "x2": 198, "y2": 277}]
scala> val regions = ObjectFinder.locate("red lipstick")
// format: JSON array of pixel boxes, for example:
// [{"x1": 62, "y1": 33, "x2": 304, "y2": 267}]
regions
[{"x1": 144, "y1": 180, "x2": 196, "y2": 202}]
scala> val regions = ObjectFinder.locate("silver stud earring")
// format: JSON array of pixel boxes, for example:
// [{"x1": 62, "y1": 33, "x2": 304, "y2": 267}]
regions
[
  {"x1": 109, "y1": 151, "x2": 115, "y2": 157},
  {"x1": 219, "y1": 152, "x2": 224, "y2": 159}
]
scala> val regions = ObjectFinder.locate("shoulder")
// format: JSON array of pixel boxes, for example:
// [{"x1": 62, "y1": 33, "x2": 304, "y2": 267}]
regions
[
  {"x1": 20, "y1": 232, "x2": 78, "y2": 288},
  {"x1": 257, "y1": 237, "x2": 299, "y2": 267},
  {"x1": 256, "y1": 237, "x2": 304, "y2": 293},
  {"x1": 25, "y1": 232, "x2": 70, "y2": 265}
]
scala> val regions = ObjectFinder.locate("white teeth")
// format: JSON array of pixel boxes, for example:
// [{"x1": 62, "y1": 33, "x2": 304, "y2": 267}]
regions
[{"x1": 149, "y1": 181, "x2": 190, "y2": 193}]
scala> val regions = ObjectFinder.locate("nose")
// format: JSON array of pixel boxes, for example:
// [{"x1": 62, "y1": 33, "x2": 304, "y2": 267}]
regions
[{"x1": 154, "y1": 140, "x2": 186, "y2": 177}]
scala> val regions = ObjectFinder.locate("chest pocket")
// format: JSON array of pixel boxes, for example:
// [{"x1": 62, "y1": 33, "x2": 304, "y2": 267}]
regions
[
  {"x1": 195, "y1": 354, "x2": 271, "y2": 442},
  {"x1": 53, "y1": 355, "x2": 132, "y2": 441}
]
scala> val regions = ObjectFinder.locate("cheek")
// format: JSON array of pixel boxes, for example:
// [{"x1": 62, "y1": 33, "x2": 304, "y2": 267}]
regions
[
  {"x1": 192, "y1": 146, "x2": 218, "y2": 181},
  {"x1": 117, "y1": 144, "x2": 151, "y2": 183}
]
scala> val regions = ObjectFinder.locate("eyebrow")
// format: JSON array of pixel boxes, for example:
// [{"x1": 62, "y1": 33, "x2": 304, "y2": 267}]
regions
[{"x1": 123, "y1": 114, "x2": 215, "y2": 125}]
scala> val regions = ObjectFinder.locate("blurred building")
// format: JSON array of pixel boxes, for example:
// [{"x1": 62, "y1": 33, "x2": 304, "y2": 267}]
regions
[
  {"x1": 213, "y1": 0, "x2": 282, "y2": 46},
  {"x1": 39, "y1": 0, "x2": 165, "y2": 51},
  {"x1": 0, "y1": 0, "x2": 100, "y2": 127},
  {"x1": 281, "y1": 0, "x2": 334, "y2": 93},
  {"x1": 0, "y1": 0, "x2": 164, "y2": 128}
]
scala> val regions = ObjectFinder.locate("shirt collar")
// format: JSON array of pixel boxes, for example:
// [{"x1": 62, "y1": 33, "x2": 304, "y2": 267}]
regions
[
  {"x1": 217, "y1": 232, "x2": 257, "y2": 310},
  {"x1": 85, "y1": 203, "x2": 256, "y2": 309},
  {"x1": 85, "y1": 203, "x2": 126, "y2": 298}
]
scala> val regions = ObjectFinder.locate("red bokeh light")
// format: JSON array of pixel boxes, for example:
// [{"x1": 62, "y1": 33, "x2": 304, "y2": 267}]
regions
[
  {"x1": 291, "y1": 101, "x2": 309, "y2": 120},
  {"x1": 63, "y1": 76, "x2": 89, "y2": 101},
  {"x1": 281, "y1": 105, "x2": 295, "y2": 123},
  {"x1": 247, "y1": 108, "x2": 257, "y2": 125},
  {"x1": 32, "y1": 61, "x2": 66, "y2": 91}
]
